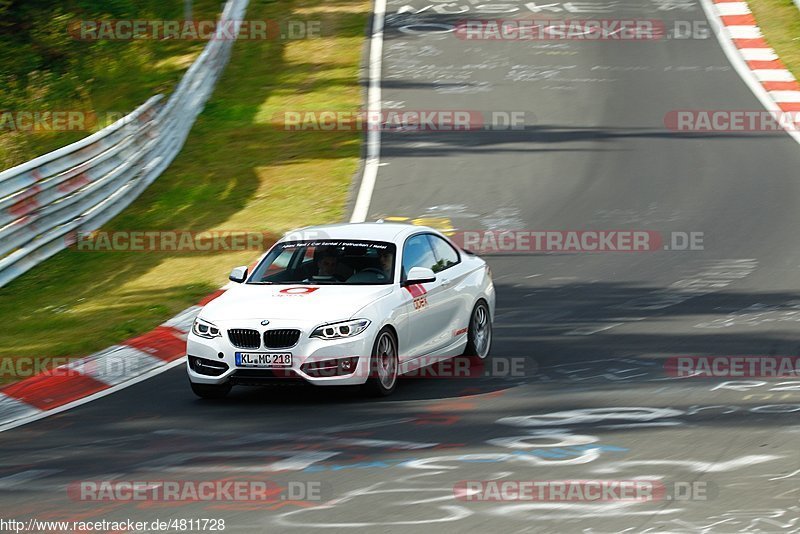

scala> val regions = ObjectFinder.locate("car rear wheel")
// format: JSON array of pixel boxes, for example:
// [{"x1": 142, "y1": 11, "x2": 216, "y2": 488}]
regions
[
  {"x1": 464, "y1": 300, "x2": 492, "y2": 359},
  {"x1": 363, "y1": 328, "x2": 398, "y2": 397},
  {"x1": 190, "y1": 380, "x2": 232, "y2": 399}
]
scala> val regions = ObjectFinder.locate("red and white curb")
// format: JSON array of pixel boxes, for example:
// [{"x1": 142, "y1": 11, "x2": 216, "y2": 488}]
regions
[
  {"x1": 0, "y1": 290, "x2": 227, "y2": 432},
  {"x1": 702, "y1": 0, "x2": 800, "y2": 144}
]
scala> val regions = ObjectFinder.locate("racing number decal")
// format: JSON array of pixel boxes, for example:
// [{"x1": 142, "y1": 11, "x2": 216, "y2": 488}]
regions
[{"x1": 405, "y1": 283, "x2": 428, "y2": 311}]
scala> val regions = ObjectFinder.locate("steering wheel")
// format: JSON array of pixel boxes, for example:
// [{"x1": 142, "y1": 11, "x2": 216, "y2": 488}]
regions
[{"x1": 360, "y1": 268, "x2": 386, "y2": 276}]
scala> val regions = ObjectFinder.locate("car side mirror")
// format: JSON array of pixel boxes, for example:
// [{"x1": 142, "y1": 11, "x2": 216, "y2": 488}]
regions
[
  {"x1": 229, "y1": 266, "x2": 248, "y2": 283},
  {"x1": 403, "y1": 266, "x2": 436, "y2": 286}
]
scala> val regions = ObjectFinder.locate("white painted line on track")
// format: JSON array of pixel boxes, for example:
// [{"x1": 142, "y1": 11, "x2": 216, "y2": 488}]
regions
[{"x1": 350, "y1": 0, "x2": 386, "y2": 223}]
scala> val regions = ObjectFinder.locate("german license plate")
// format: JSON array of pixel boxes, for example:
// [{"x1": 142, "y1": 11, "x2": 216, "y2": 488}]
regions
[{"x1": 235, "y1": 352, "x2": 292, "y2": 368}]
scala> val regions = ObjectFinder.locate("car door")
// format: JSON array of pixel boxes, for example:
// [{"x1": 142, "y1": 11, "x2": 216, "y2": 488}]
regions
[
  {"x1": 401, "y1": 233, "x2": 451, "y2": 360},
  {"x1": 426, "y1": 234, "x2": 470, "y2": 347}
]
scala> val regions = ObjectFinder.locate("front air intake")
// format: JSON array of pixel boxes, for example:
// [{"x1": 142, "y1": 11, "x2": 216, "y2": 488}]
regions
[
  {"x1": 264, "y1": 329, "x2": 301, "y2": 349},
  {"x1": 228, "y1": 329, "x2": 261, "y2": 349}
]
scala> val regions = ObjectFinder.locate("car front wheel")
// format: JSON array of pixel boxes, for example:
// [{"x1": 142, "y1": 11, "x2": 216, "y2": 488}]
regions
[
  {"x1": 363, "y1": 328, "x2": 398, "y2": 397},
  {"x1": 464, "y1": 300, "x2": 492, "y2": 359}
]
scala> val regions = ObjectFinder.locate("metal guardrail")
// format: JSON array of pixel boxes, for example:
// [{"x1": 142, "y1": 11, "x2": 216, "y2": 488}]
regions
[{"x1": 0, "y1": 0, "x2": 249, "y2": 288}]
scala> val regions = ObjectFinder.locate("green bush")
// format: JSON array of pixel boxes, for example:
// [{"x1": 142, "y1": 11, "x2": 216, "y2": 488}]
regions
[{"x1": 0, "y1": 0, "x2": 219, "y2": 168}]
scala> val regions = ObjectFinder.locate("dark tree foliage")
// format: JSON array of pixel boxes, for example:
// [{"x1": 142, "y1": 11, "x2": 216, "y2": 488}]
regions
[{"x1": 0, "y1": 1, "x2": 202, "y2": 108}]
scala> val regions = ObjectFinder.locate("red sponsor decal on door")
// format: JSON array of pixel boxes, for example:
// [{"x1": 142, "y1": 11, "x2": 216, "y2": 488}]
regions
[{"x1": 404, "y1": 283, "x2": 427, "y2": 298}]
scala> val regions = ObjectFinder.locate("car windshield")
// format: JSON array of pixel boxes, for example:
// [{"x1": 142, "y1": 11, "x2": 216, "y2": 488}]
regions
[{"x1": 247, "y1": 240, "x2": 396, "y2": 285}]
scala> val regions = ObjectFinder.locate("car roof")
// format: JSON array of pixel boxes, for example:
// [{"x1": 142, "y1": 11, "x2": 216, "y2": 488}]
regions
[{"x1": 279, "y1": 222, "x2": 436, "y2": 244}]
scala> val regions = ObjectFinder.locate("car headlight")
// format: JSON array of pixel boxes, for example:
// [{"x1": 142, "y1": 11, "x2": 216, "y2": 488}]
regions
[
  {"x1": 311, "y1": 319, "x2": 371, "y2": 340},
  {"x1": 192, "y1": 317, "x2": 221, "y2": 339}
]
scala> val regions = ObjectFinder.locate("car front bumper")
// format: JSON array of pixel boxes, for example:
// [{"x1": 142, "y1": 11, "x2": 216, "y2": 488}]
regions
[{"x1": 186, "y1": 320, "x2": 375, "y2": 387}]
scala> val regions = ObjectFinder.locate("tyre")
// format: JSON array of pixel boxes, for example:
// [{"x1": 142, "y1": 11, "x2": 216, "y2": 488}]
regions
[
  {"x1": 363, "y1": 328, "x2": 399, "y2": 397},
  {"x1": 190, "y1": 380, "x2": 232, "y2": 399},
  {"x1": 463, "y1": 300, "x2": 492, "y2": 359}
]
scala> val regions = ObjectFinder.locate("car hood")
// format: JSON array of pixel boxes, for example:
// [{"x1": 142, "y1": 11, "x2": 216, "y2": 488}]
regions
[{"x1": 200, "y1": 284, "x2": 394, "y2": 322}]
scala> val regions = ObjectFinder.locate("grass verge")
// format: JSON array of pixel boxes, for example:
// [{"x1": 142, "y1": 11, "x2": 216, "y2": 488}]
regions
[
  {"x1": 747, "y1": 0, "x2": 800, "y2": 79},
  {"x1": 0, "y1": 0, "x2": 222, "y2": 168},
  {"x1": 0, "y1": 0, "x2": 369, "y2": 383}
]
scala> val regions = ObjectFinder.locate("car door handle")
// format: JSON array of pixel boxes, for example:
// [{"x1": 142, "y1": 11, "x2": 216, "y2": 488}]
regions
[{"x1": 441, "y1": 278, "x2": 452, "y2": 287}]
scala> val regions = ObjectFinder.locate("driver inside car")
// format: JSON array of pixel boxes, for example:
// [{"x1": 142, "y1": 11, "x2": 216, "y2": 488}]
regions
[
  {"x1": 379, "y1": 250, "x2": 393, "y2": 279},
  {"x1": 310, "y1": 246, "x2": 352, "y2": 281},
  {"x1": 317, "y1": 249, "x2": 338, "y2": 277}
]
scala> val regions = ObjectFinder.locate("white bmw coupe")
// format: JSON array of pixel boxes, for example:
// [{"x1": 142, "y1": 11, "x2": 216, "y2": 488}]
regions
[{"x1": 186, "y1": 222, "x2": 495, "y2": 397}]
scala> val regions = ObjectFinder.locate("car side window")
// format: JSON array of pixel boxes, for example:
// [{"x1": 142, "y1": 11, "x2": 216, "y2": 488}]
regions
[
  {"x1": 427, "y1": 235, "x2": 460, "y2": 273},
  {"x1": 402, "y1": 234, "x2": 437, "y2": 277}
]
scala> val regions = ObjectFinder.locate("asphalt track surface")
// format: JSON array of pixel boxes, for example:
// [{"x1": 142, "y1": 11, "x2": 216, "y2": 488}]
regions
[{"x1": 2, "y1": 1, "x2": 800, "y2": 532}]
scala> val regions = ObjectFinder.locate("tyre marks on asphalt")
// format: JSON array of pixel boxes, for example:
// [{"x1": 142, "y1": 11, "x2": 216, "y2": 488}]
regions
[
  {"x1": 270, "y1": 402, "x2": 796, "y2": 529},
  {"x1": 612, "y1": 259, "x2": 758, "y2": 311},
  {"x1": 0, "y1": 362, "x2": 797, "y2": 530}
]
